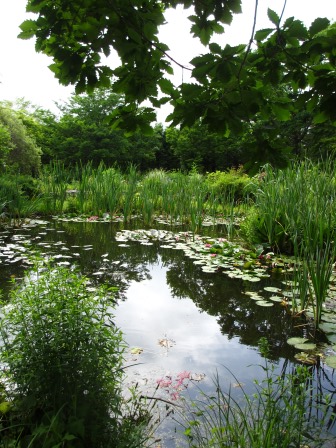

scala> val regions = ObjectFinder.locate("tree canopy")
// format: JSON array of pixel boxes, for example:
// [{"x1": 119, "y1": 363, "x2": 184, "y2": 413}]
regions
[
  {"x1": 19, "y1": 1, "x2": 336, "y2": 135},
  {"x1": 0, "y1": 103, "x2": 41, "y2": 175}
]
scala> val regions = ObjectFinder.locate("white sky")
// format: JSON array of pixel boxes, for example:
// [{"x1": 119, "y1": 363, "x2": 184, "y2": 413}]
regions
[{"x1": 0, "y1": 0, "x2": 335, "y2": 122}]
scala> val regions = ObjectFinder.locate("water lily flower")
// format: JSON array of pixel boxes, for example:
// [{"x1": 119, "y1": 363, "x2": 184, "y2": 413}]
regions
[
  {"x1": 170, "y1": 392, "x2": 180, "y2": 401},
  {"x1": 156, "y1": 377, "x2": 172, "y2": 388},
  {"x1": 177, "y1": 371, "x2": 190, "y2": 380}
]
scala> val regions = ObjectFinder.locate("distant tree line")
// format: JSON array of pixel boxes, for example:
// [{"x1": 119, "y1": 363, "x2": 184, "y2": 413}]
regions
[{"x1": 0, "y1": 87, "x2": 335, "y2": 176}]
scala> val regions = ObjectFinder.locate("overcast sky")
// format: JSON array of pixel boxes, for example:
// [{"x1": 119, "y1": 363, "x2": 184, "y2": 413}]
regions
[{"x1": 0, "y1": 0, "x2": 334, "y2": 122}]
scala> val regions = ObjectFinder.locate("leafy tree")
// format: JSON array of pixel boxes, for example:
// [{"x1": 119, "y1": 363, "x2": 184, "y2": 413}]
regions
[
  {"x1": 0, "y1": 104, "x2": 41, "y2": 175},
  {"x1": 153, "y1": 124, "x2": 180, "y2": 171},
  {"x1": 5, "y1": 99, "x2": 59, "y2": 165},
  {"x1": 19, "y1": 1, "x2": 336, "y2": 136},
  {"x1": 0, "y1": 122, "x2": 12, "y2": 170},
  {"x1": 166, "y1": 123, "x2": 244, "y2": 171},
  {"x1": 45, "y1": 89, "x2": 164, "y2": 168}
]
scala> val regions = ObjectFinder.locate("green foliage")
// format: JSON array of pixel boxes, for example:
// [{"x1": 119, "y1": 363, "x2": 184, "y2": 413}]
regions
[
  {"x1": 0, "y1": 174, "x2": 40, "y2": 221},
  {"x1": 0, "y1": 104, "x2": 41, "y2": 175},
  {"x1": 241, "y1": 161, "x2": 336, "y2": 252},
  {"x1": 0, "y1": 123, "x2": 12, "y2": 167},
  {"x1": 19, "y1": 1, "x2": 336, "y2": 134},
  {"x1": 165, "y1": 123, "x2": 244, "y2": 172},
  {"x1": 0, "y1": 262, "x2": 148, "y2": 447},
  {"x1": 44, "y1": 89, "x2": 162, "y2": 168},
  {"x1": 205, "y1": 167, "x2": 254, "y2": 200}
]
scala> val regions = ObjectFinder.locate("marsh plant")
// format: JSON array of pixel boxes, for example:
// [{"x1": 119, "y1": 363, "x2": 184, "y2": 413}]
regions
[
  {"x1": 0, "y1": 262, "x2": 149, "y2": 448},
  {"x1": 180, "y1": 339, "x2": 334, "y2": 448},
  {"x1": 243, "y1": 160, "x2": 336, "y2": 252},
  {"x1": 40, "y1": 161, "x2": 71, "y2": 214}
]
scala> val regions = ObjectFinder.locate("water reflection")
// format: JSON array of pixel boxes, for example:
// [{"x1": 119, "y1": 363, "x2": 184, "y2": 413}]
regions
[{"x1": 0, "y1": 220, "x2": 335, "y2": 445}]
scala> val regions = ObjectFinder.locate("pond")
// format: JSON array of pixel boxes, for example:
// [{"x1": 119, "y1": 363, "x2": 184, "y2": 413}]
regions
[{"x1": 0, "y1": 219, "x2": 336, "y2": 446}]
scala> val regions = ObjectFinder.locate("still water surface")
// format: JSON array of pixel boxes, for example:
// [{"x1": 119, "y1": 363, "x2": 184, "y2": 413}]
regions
[{"x1": 0, "y1": 219, "x2": 335, "y2": 445}]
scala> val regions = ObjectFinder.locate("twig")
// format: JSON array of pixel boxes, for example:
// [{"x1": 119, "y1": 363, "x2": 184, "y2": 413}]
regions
[{"x1": 140, "y1": 394, "x2": 183, "y2": 408}]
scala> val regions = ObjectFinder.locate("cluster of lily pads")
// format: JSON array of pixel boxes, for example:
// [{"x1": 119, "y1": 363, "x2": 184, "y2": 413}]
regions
[
  {"x1": 115, "y1": 229, "x2": 336, "y2": 368},
  {"x1": 54, "y1": 212, "x2": 243, "y2": 229}
]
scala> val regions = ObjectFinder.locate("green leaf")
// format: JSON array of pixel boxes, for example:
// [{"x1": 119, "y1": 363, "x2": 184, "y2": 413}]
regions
[
  {"x1": 287, "y1": 337, "x2": 308, "y2": 346},
  {"x1": 267, "y1": 9, "x2": 280, "y2": 26},
  {"x1": 199, "y1": 27, "x2": 212, "y2": 46},
  {"x1": 294, "y1": 343, "x2": 317, "y2": 351},
  {"x1": 309, "y1": 18, "x2": 330, "y2": 37},
  {"x1": 209, "y1": 42, "x2": 222, "y2": 54},
  {"x1": 313, "y1": 111, "x2": 329, "y2": 124},
  {"x1": 158, "y1": 78, "x2": 175, "y2": 95},
  {"x1": 0, "y1": 401, "x2": 11, "y2": 414},
  {"x1": 130, "y1": 347, "x2": 143, "y2": 355},
  {"x1": 254, "y1": 28, "x2": 274, "y2": 41},
  {"x1": 271, "y1": 104, "x2": 291, "y2": 121},
  {"x1": 211, "y1": 22, "x2": 224, "y2": 34},
  {"x1": 325, "y1": 356, "x2": 336, "y2": 368},
  {"x1": 287, "y1": 20, "x2": 308, "y2": 39},
  {"x1": 18, "y1": 19, "x2": 37, "y2": 40}
]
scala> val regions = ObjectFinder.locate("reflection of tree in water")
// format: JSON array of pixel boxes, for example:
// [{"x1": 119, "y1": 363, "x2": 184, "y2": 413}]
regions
[
  {"x1": 0, "y1": 222, "x2": 327, "y2": 363},
  {"x1": 41, "y1": 221, "x2": 162, "y2": 299},
  {"x1": 162, "y1": 247, "x2": 300, "y2": 360}
]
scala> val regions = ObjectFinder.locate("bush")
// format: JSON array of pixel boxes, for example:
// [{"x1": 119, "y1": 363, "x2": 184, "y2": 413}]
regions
[
  {"x1": 205, "y1": 167, "x2": 255, "y2": 201},
  {"x1": 0, "y1": 262, "x2": 147, "y2": 447}
]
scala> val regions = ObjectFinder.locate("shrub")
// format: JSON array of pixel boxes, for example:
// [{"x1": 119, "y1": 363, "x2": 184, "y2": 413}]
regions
[
  {"x1": 0, "y1": 262, "x2": 146, "y2": 447},
  {"x1": 205, "y1": 167, "x2": 255, "y2": 201}
]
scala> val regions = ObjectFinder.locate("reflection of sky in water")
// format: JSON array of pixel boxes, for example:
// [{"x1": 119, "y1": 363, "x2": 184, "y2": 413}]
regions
[
  {"x1": 115, "y1": 259, "x2": 267, "y2": 391},
  {"x1": 114, "y1": 260, "x2": 282, "y2": 447}
]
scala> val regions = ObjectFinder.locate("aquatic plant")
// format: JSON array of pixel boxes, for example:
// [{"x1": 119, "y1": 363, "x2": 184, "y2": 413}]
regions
[
  {"x1": 122, "y1": 164, "x2": 139, "y2": 223},
  {"x1": 243, "y1": 160, "x2": 336, "y2": 252},
  {"x1": 180, "y1": 339, "x2": 334, "y2": 447},
  {"x1": 39, "y1": 161, "x2": 71, "y2": 214}
]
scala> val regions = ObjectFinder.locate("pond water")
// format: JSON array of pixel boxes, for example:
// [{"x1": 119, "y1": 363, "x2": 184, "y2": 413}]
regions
[{"x1": 0, "y1": 219, "x2": 335, "y2": 446}]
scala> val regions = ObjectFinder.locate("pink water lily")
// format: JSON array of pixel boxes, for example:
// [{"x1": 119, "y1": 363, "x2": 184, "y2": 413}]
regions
[
  {"x1": 157, "y1": 377, "x2": 172, "y2": 388},
  {"x1": 177, "y1": 371, "x2": 190, "y2": 380}
]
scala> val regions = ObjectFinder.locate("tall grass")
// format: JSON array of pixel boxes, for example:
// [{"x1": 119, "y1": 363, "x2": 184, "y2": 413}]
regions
[
  {"x1": 0, "y1": 175, "x2": 40, "y2": 224},
  {"x1": 36, "y1": 163, "x2": 254, "y2": 233},
  {"x1": 122, "y1": 164, "x2": 139, "y2": 223},
  {"x1": 180, "y1": 339, "x2": 334, "y2": 447},
  {"x1": 39, "y1": 161, "x2": 70, "y2": 214},
  {"x1": 243, "y1": 160, "x2": 336, "y2": 327}
]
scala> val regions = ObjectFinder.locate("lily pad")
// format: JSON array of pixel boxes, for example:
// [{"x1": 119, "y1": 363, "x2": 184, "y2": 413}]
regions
[
  {"x1": 325, "y1": 356, "x2": 336, "y2": 369},
  {"x1": 269, "y1": 295, "x2": 283, "y2": 302},
  {"x1": 294, "y1": 343, "x2": 317, "y2": 351},
  {"x1": 130, "y1": 347, "x2": 143, "y2": 355},
  {"x1": 264, "y1": 286, "x2": 282, "y2": 293},
  {"x1": 319, "y1": 322, "x2": 336, "y2": 334},
  {"x1": 249, "y1": 295, "x2": 265, "y2": 301},
  {"x1": 327, "y1": 334, "x2": 336, "y2": 344},
  {"x1": 256, "y1": 300, "x2": 274, "y2": 307},
  {"x1": 287, "y1": 337, "x2": 308, "y2": 346}
]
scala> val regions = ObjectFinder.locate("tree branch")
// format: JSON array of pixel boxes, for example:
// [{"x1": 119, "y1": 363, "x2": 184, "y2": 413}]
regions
[{"x1": 237, "y1": 0, "x2": 258, "y2": 82}]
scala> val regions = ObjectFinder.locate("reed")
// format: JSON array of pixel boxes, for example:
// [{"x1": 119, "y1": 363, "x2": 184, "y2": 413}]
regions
[
  {"x1": 40, "y1": 162, "x2": 71, "y2": 214},
  {"x1": 180, "y1": 340, "x2": 333, "y2": 447},
  {"x1": 249, "y1": 159, "x2": 336, "y2": 327},
  {"x1": 122, "y1": 164, "x2": 139, "y2": 223}
]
